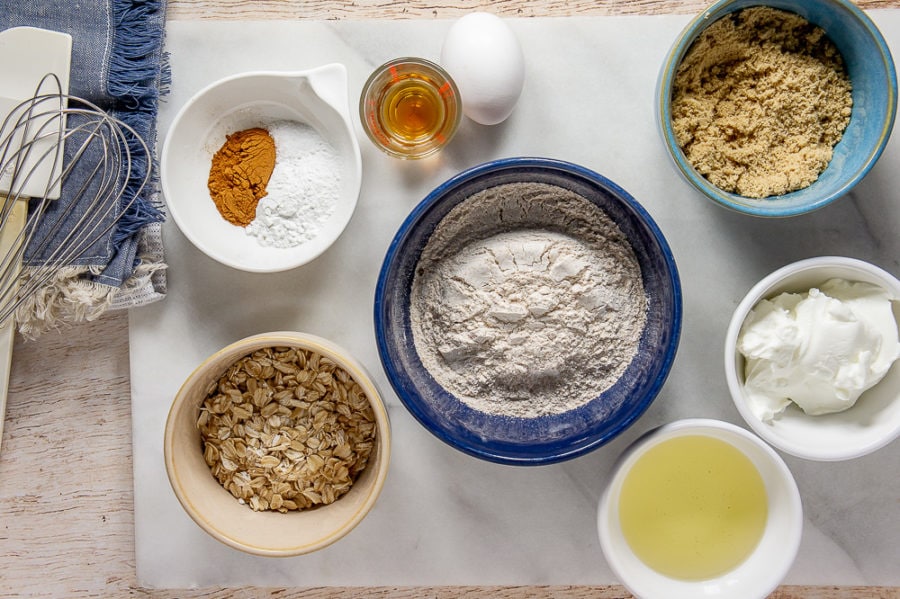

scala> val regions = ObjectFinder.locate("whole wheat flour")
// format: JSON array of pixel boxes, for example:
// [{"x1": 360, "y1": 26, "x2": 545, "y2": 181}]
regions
[{"x1": 409, "y1": 182, "x2": 647, "y2": 418}]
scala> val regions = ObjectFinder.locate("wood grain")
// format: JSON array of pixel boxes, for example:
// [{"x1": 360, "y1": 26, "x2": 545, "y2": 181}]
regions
[
  {"x1": 165, "y1": 0, "x2": 899, "y2": 19},
  {"x1": 2, "y1": 1, "x2": 899, "y2": 597}
]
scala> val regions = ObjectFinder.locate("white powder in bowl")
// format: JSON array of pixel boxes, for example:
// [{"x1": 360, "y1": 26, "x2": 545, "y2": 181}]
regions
[
  {"x1": 409, "y1": 182, "x2": 647, "y2": 418},
  {"x1": 247, "y1": 121, "x2": 341, "y2": 248}
]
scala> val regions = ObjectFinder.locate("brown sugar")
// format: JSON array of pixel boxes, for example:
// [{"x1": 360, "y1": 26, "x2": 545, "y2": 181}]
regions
[
  {"x1": 207, "y1": 127, "x2": 277, "y2": 226},
  {"x1": 671, "y1": 7, "x2": 852, "y2": 199}
]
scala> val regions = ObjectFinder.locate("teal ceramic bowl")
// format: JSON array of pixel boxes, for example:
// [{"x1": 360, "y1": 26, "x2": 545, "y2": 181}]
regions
[{"x1": 657, "y1": 0, "x2": 897, "y2": 217}]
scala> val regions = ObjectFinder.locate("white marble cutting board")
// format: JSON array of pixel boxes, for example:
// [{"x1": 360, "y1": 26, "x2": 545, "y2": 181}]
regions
[{"x1": 130, "y1": 13, "x2": 900, "y2": 589}]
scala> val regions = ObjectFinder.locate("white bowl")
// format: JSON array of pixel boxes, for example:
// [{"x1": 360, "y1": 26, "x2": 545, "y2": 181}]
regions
[
  {"x1": 725, "y1": 257, "x2": 900, "y2": 461},
  {"x1": 161, "y1": 64, "x2": 362, "y2": 273},
  {"x1": 598, "y1": 419, "x2": 802, "y2": 599}
]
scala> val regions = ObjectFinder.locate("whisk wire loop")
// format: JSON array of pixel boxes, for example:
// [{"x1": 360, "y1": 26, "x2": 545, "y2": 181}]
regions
[{"x1": 0, "y1": 74, "x2": 152, "y2": 325}]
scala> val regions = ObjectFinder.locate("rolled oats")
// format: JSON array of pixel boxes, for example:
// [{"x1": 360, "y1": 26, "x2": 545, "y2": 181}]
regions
[{"x1": 198, "y1": 346, "x2": 377, "y2": 513}]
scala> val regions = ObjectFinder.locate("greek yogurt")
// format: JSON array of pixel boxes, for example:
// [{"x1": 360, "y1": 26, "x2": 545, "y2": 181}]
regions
[{"x1": 738, "y1": 278, "x2": 900, "y2": 422}]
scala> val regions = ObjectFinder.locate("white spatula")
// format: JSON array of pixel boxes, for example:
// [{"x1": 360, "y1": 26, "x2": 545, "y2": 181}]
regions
[{"x1": 0, "y1": 26, "x2": 72, "y2": 452}]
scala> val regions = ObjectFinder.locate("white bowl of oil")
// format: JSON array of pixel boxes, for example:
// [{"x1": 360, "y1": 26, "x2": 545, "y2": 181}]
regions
[{"x1": 598, "y1": 419, "x2": 802, "y2": 599}]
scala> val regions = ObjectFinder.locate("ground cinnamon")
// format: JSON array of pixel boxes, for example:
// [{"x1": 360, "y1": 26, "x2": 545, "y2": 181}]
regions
[{"x1": 207, "y1": 127, "x2": 277, "y2": 226}]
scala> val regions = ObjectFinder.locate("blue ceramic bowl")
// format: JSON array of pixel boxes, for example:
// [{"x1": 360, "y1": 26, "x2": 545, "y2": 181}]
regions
[
  {"x1": 657, "y1": 0, "x2": 897, "y2": 217},
  {"x1": 374, "y1": 158, "x2": 682, "y2": 465}
]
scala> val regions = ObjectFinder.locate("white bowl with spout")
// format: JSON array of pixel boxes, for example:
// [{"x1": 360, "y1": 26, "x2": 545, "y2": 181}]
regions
[{"x1": 161, "y1": 64, "x2": 362, "y2": 273}]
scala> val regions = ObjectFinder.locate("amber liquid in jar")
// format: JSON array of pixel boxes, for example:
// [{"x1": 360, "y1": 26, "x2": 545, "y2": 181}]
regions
[
  {"x1": 380, "y1": 76, "x2": 448, "y2": 143},
  {"x1": 361, "y1": 57, "x2": 459, "y2": 159}
]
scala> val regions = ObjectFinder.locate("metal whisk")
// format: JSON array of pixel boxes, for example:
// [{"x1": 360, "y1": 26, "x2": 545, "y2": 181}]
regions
[
  {"x1": 0, "y1": 74, "x2": 151, "y2": 451},
  {"x1": 0, "y1": 75, "x2": 151, "y2": 324}
]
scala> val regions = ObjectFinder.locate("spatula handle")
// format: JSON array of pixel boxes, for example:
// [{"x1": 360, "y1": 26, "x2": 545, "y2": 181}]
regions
[{"x1": 0, "y1": 198, "x2": 28, "y2": 452}]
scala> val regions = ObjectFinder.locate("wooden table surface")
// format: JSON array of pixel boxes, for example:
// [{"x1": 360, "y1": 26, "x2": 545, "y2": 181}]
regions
[{"x1": 2, "y1": 1, "x2": 898, "y2": 597}]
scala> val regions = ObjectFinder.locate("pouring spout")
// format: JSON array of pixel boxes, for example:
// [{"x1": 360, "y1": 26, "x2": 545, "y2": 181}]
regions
[{"x1": 302, "y1": 63, "x2": 351, "y2": 122}]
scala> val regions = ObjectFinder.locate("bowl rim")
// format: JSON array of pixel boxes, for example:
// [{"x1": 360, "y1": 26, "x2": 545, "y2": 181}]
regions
[
  {"x1": 160, "y1": 65, "x2": 363, "y2": 273},
  {"x1": 373, "y1": 156, "x2": 683, "y2": 465},
  {"x1": 163, "y1": 331, "x2": 391, "y2": 557},
  {"x1": 656, "y1": 0, "x2": 899, "y2": 217},
  {"x1": 597, "y1": 418, "x2": 803, "y2": 599},
  {"x1": 724, "y1": 256, "x2": 900, "y2": 460}
]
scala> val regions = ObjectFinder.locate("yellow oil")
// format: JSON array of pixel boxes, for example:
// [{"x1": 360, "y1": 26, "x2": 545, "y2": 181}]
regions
[
  {"x1": 618, "y1": 435, "x2": 768, "y2": 581},
  {"x1": 380, "y1": 77, "x2": 446, "y2": 142}
]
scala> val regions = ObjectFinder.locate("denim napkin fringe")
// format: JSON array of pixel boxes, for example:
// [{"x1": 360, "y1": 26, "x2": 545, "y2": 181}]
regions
[{"x1": 1, "y1": 0, "x2": 169, "y2": 337}]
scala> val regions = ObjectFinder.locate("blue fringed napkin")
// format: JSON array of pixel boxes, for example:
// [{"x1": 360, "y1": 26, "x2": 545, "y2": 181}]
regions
[{"x1": 0, "y1": 0, "x2": 168, "y2": 336}]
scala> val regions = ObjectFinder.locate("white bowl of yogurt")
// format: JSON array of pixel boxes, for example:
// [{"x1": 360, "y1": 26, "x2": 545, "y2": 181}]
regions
[{"x1": 725, "y1": 256, "x2": 900, "y2": 461}]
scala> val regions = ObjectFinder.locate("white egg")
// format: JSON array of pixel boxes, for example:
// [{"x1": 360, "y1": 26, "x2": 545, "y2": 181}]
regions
[{"x1": 440, "y1": 12, "x2": 525, "y2": 126}]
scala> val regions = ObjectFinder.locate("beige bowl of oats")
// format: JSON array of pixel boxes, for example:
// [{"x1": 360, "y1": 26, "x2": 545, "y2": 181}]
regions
[{"x1": 164, "y1": 331, "x2": 390, "y2": 557}]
